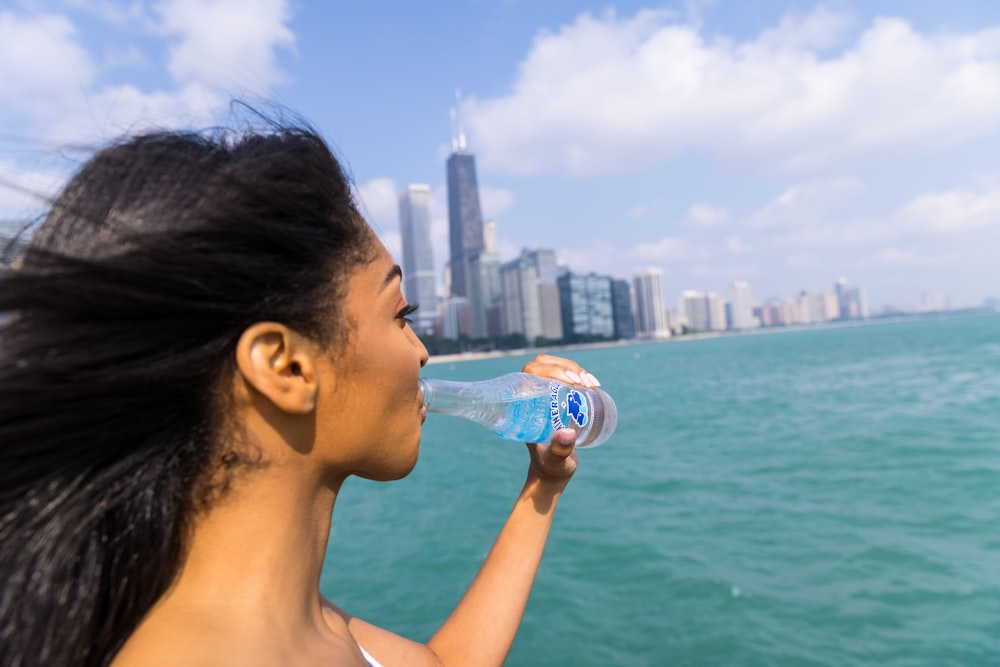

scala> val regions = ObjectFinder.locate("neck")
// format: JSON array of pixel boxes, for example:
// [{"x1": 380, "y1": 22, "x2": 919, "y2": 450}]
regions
[{"x1": 164, "y1": 459, "x2": 342, "y2": 632}]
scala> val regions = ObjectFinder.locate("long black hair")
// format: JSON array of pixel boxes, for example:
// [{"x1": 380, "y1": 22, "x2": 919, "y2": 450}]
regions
[{"x1": 0, "y1": 124, "x2": 374, "y2": 667}]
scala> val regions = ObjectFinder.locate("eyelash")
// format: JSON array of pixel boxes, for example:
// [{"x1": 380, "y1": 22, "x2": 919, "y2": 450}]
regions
[{"x1": 396, "y1": 303, "x2": 419, "y2": 325}]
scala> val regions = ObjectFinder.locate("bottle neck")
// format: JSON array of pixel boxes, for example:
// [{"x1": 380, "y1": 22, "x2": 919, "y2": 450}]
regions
[{"x1": 419, "y1": 377, "x2": 487, "y2": 415}]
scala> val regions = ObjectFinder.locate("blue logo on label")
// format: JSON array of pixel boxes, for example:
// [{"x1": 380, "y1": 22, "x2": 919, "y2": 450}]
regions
[
  {"x1": 566, "y1": 389, "x2": 588, "y2": 427},
  {"x1": 549, "y1": 383, "x2": 590, "y2": 431}
]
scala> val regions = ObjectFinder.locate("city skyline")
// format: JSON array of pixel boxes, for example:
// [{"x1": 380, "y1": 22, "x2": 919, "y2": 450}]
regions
[{"x1": 1, "y1": 2, "x2": 999, "y2": 311}]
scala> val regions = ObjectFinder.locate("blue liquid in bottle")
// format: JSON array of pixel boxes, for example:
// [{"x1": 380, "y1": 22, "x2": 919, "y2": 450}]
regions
[{"x1": 419, "y1": 373, "x2": 617, "y2": 448}]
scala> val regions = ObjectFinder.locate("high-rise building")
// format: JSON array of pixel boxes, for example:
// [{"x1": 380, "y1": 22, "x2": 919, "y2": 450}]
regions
[
  {"x1": 794, "y1": 290, "x2": 813, "y2": 324},
  {"x1": 500, "y1": 254, "x2": 543, "y2": 343},
  {"x1": 730, "y1": 280, "x2": 756, "y2": 330},
  {"x1": 633, "y1": 268, "x2": 670, "y2": 338},
  {"x1": 835, "y1": 278, "x2": 869, "y2": 320},
  {"x1": 398, "y1": 185, "x2": 437, "y2": 335},
  {"x1": 706, "y1": 292, "x2": 727, "y2": 331},
  {"x1": 439, "y1": 296, "x2": 468, "y2": 340},
  {"x1": 467, "y1": 221, "x2": 502, "y2": 339},
  {"x1": 611, "y1": 279, "x2": 636, "y2": 340},
  {"x1": 557, "y1": 272, "x2": 614, "y2": 343},
  {"x1": 520, "y1": 248, "x2": 563, "y2": 341},
  {"x1": 446, "y1": 147, "x2": 484, "y2": 299},
  {"x1": 679, "y1": 290, "x2": 709, "y2": 332}
]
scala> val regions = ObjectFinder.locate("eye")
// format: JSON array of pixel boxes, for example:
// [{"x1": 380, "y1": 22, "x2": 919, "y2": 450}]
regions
[{"x1": 396, "y1": 303, "x2": 419, "y2": 326}]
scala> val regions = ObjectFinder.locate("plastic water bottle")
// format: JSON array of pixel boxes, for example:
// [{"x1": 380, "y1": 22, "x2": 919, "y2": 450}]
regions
[{"x1": 419, "y1": 372, "x2": 617, "y2": 448}]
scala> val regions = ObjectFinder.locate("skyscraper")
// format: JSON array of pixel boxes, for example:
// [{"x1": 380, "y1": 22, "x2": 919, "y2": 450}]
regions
[
  {"x1": 730, "y1": 280, "x2": 755, "y2": 330},
  {"x1": 520, "y1": 248, "x2": 563, "y2": 341},
  {"x1": 633, "y1": 268, "x2": 670, "y2": 338},
  {"x1": 680, "y1": 290, "x2": 709, "y2": 331},
  {"x1": 467, "y1": 221, "x2": 502, "y2": 339},
  {"x1": 706, "y1": 292, "x2": 727, "y2": 331},
  {"x1": 557, "y1": 272, "x2": 614, "y2": 342},
  {"x1": 835, "y1": 278, "x2": 869, "y2": 320},
  {"x1": 611, "y1": 279, "x2": 636, "y2": 340},
  {"x1": 500, "y1": 254, "x2": 542, "y2": 343},
  {"x1": 446, "y1": 145, "x2": 484, "y2": 299},
  {"x1": 398, "y1": 184, "x2": 437, "y2": 335}
]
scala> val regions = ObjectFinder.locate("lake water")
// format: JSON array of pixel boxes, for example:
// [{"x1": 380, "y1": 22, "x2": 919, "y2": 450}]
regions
[{"x1": 322, "y1": 313, "x2": 1000, "y2": 666}]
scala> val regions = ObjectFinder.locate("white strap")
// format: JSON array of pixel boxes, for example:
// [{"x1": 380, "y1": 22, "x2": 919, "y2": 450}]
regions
[{"x1": 358, "y1": 644, "x2": 384, "y2": 667}]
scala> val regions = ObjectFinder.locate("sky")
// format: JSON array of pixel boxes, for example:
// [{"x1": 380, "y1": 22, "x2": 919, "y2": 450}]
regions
[{"x1": 2, "y1": 1, "x2": 1000, "y2": 311}]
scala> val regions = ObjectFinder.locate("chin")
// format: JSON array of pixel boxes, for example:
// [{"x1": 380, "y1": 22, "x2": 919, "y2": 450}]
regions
[{"x1": 367, "y1": 438, "x2": 420, "y2": 482}]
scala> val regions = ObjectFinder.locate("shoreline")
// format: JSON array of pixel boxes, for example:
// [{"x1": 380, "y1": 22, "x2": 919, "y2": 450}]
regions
[{"x1": 425, "y1": 308, "x2": 996, "y2": 365}]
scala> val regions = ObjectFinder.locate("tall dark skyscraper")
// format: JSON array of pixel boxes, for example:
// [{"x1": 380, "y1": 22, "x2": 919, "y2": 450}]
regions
[{"x1": 446, "y1": 147, "x2": 484, "y2": 298}]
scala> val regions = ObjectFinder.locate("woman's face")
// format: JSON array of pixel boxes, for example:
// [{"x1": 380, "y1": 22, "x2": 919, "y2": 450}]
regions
[{"x1": 317, "y1": 239, "x2": 429, "y2": 481}]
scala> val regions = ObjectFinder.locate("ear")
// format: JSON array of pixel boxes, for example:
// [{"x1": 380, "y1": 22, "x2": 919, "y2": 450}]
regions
[{"x1": 235, "y1": 322, "x2": 322, "y2": 414}]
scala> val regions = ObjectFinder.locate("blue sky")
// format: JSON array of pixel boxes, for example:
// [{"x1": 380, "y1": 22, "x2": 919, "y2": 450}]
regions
[{"x1": 2, "y1": 1, "x2": 1000, "y2": 310}]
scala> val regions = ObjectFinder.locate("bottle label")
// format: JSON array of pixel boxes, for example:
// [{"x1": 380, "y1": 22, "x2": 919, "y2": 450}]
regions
[{"x1": 549, "y1": 382, "x2": 589, "y2": 432}]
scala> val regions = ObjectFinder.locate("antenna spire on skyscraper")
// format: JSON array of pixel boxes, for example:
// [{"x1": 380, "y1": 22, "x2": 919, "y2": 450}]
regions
[{"x1": 451, "y1": 88, "x2": 467, "y2": 152}]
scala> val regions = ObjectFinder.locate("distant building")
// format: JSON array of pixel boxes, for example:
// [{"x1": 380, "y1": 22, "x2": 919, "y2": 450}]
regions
[
  {"x1": 467, "y1": 221, "x2": 503, "y2": 338},
  {"x1": 633, "y1": 268, "x2": 670, "y2": 338},
  {"x1": 398, "y1": 185, "x2": 437, "y2": 335},
  {"x1": 500, "y1": 254, "x2": 543, "y2": 342},
  {"x1": 680, "y1": 290, "x2": 709, "y2": 332},
  {"x1": 794, "y1": 291, "x2": 813, "y2": 324},
  {"x1": 706, "y1": 292, "x2": 727, "y2": 331},
  {"x1": 519, "y1": 248, "x2": 563, "y2": 342},
  {"x1": 611, "y1": 279, "x2": 636, "y2": 340},
  {"x1": 557, "y1": 272, "x2": 614, "y2": 343},
  {"x1": 439, "y1": 296, "x2": 468, "y2": 340},
  {"x1": 446, "y1": 148, "x2": 484, "y2": 299},
  {"x1": 730, "y1": 281, "x2": 756, "y2": 330},
  {"x1": 921, "y1": 291, "x2": 949, "y2": 312},
  {"x1": 835, "y1": 278, "x2": 869, "y2": 320}
]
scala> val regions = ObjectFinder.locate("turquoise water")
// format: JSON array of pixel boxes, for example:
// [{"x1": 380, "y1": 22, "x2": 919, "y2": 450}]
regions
[{"x1": 321, "y1": 313, "x2": 1000, "y2": 666}]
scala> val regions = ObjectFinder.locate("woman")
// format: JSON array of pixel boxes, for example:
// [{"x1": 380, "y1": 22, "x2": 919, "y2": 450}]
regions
[{"x1": 0, "y1": 123, "x2": 596, "y2": 666}]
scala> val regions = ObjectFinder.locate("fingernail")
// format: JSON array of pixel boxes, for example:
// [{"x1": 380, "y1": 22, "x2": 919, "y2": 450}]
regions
[
  {"x1": 565, "y1": 370, "x2": 583, "y2": 385},
  {"x1": 555, "y1": 428, "x2": 576, "y2": 445},
  {"x1": 583, "y1": 372, "x2": 601, "y2": 387}
]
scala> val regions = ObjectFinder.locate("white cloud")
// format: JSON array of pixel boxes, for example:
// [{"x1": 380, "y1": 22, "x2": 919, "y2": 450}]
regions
[
  {"x1": 785, "y1": 253, "x2": 818, "y2": 268},
  {"x1": 0, "y1": 2, "x2": 300, "y2": 218},
  {"x1": 755, "y1": 5, "x2": 854, "y2": 51},
  {"x1": 65, "y1": 0, "x2": 150, "y2": 27},
  {"x1": 633, "y1": 235, "x2": 693, "y2": 262},
  {"x1": 154, "y1": 0, "x2": 295, "y2": 93},
  {"x1": 894, "y1": 186, "x2": 1000, "y2": 234},
  {"x1": 747, "y1": 176, "x2": 864, "y2": 229},
  {"x1": 354, "y1": 177, "x2": 398, "y2": 234},
  {"x1": 725, "y1": 234, "x2": 750, "y2": 254},
  {"x1": 462, "y1": 7, "x2": 1000, "y2": 176},
  {"x1": 684, "y1": 202, "x2": 729, "y2": 227},
  {"x1": 0, "y1": 11, "x2": 95, "y2": 105},
  {"x1": 479, "y1": 185, "x2": 515, "y2": 220},
  {"x1": 380, "y1": 230, "x2": 402, "y2": 264},
  {"x1": 872, "y1": 247, "x2": 954, "y2": 266}
]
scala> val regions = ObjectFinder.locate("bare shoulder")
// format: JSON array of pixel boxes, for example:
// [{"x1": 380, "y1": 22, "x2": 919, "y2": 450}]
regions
[{"x1": 111, "y1": 605, "x2": 365, "y2": 667}]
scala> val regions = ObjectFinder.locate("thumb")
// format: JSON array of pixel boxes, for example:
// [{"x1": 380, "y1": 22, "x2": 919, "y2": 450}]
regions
[{"x1": 548, "y1": 428, "x2": 577, "y2": 459}]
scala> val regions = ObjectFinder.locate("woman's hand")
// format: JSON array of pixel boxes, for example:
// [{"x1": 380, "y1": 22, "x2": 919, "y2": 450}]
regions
[{"x1": 519, "y1": 354, "x2": 600, "y2": 486}]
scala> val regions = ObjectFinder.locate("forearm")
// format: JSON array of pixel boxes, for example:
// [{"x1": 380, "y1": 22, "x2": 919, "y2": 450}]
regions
[{"x1": 426, "y1": 471, "x2": 567, "y2": 667}]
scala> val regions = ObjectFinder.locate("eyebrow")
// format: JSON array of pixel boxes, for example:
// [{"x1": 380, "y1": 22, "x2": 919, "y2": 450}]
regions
[{"x1": 380, "y1": 264, "x2": 403, "y2": 293}]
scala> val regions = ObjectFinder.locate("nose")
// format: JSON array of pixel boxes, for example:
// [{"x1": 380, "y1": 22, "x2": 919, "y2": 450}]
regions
[{"x1": 407, "y1": 325, "x2": 430, "y2": 368}]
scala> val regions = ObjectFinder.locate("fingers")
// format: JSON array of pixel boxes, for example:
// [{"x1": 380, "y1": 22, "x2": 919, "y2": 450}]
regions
[
  {"x1": 526, "y1": 428, "x2": 579, "y2": 484},
  {"x1": 522, "y1": 353, "x2": 601, "y2": 388},
  {"x1": 549, "y1": 427, "x2": 577, "y2": 458}
]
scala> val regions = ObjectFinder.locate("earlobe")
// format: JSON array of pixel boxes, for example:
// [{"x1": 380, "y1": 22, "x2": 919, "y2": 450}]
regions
[{"x1": 235, "y1": 322, "x2": 319, "y2": 414}]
